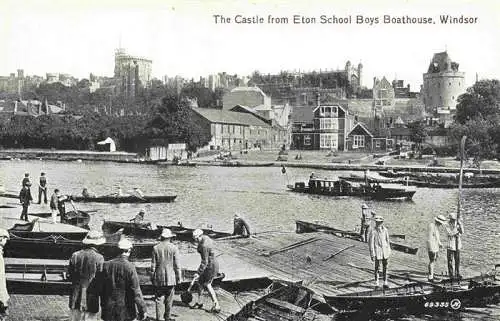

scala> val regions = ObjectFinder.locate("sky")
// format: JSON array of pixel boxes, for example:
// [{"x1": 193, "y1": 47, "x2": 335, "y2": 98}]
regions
[{"x1": 1, "y1": 0, "x2": 499, "y2": 90}]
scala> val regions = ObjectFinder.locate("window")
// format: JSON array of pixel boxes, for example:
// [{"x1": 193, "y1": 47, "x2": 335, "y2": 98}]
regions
[
  {"x1": 320, "y1": 118, "x2": 338, "y2": 130},
  {"x1": 304, "y1": 135, "x2": 311, "y2": 146},
  {"x1": 375, "y1": 140, "x2": 381, "y2": 148},
  {"x1": 353, "y1": 135, "x2": 365, "y2": 148},
  {"x1": 320, "y1": 134, "x2": 337, "y2": 149}
]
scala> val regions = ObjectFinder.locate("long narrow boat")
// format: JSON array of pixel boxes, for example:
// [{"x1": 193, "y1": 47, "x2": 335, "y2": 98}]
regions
[
  {"x1": 225, "y1": 281, "x2": 335, "y2": 321},
  {"x1": 378, "y1": 171, "x2": 500, "y2": 189},
  {"x1": 295, "y1": 220, "x2": 418, "y2": 255},
  {"x1": 71, "y1": 194, "x2": 177, "y2": 203},
  {"x1": 6, "y1": 265, "x2": 226, "y2": 295},
  {"x1": 288, "y1": 178, "x2": 415, "y2": 201},
  {"x1": 102, "y1": 220, "x2": 233, "y2": 240},
  {"x1": 324, "y1": 274, "x2": 500, "y2": 314},
  {"x1": 4, "y1": 234, "x2": 156, "y2": 260}
]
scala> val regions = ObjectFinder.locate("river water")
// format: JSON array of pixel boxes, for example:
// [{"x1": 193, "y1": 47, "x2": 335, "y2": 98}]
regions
[{"x1": 1, "y1": 160, "x2": 499, "y2": 320}]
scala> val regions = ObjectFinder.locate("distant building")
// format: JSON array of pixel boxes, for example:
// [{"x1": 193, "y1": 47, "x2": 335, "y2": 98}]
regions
[
  {"x1": 191, "y1": 107, "x2": 282, "y2": 150},
  {"x1": 291, "y1": 98, "x2": 354, "y2": 151},
  {"x1": 0, "y1": 69, "x2": 25, "y2": 96},
  {"x1": 114, "y1": 48, "x2": 152, "y2": 97},
  {"x1": 223, "y1": 86, "x2": 271, "y2": 110},
  {"x1": 423, "y1": 51, "x2": 465, "y2": 127}
]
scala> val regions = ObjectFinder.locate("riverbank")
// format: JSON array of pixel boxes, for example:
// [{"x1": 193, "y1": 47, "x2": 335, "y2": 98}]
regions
[{"x1": 2, "y1": 148, "x2": 500, "y2": 174}]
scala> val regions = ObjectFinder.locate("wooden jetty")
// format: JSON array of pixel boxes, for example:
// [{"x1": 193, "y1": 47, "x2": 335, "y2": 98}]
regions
[{"x1": 216, "y1": 231, "x2": 478, "y2": 298}]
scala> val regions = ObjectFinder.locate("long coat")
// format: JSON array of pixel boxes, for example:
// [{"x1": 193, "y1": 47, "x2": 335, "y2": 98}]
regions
[
  {"x1": 100, "y1": 255, "x2": 146, "y2": 321},
  {"x1": 68, "y1": 247, "x2": 104, "y2": 313},
  {"x1": 151, "y1": 241, "x2": 182, "y2": 287},
  {"x1": 427, "y1": 222, "x2": 442, "y2": 253},
  {"x1": 196, "y1": 235, "x2": 219, "y2": 284},
  {"x1": 0, "y1": 247, "x2": 8, "y2": 307},
  {"x1": 369, "y1": 225, "x2": 392, "y2": 260}
]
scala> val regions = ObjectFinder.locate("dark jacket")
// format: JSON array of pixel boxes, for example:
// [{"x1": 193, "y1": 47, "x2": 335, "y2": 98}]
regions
[
  {"x1": 233, "y1": 217, "x2": 251, "y2": 236},
  {"x1": 68, "y1": 247, "x2": 104, "y2": 313},
  {"x1": 196, "y1": 235, "x2": 219, "y2": 284},
  {"x1": 19, "y1": 187, "x2": 32, "y2": 206},
  {"x1": 151, "y1": 241, "x2": 182, "y2": 287},
  {"x1": 100, "y1": 255, "x2": 146, "y2": 321}
]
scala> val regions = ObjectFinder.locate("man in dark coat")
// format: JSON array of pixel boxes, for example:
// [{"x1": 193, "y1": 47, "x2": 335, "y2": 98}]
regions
[
  {"x1": 233, "y1": 214, "x2": 251, "y2": 237},
  {"x1": 100, "y1": 239, "x2": 146, "y2": 321},
  {"x1": 21, "y1": 173, "x2": 30, "y2": 188},
  {"x1": 151, "y1": 228, "x2": 181, "y2": 321},
  {"x1": 37, "y1": 172, "x2": 48, "y2": 204},
  {"x1": 192, "y1": 229, "x2": 220, "y2": 313},
  {"x1": 68, "y1": 230, "x2": 105, "y2": 321},
  {"x1": 19, "y1": 183, "x2": 33, "y2": 221}
]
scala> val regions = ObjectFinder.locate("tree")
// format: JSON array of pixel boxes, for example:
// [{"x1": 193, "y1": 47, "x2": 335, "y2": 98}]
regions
[
  {"x1": 143, "y1": 94, "x2": 211, "y2": 151},
  {"x1": 407, "y1": 121, "x2": 428, "y2": 151},
  {"x1": 450, "y1": 79, "x2": 500, "y2": 163}
]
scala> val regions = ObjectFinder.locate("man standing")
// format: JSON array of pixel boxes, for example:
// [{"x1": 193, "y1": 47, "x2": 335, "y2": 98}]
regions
[
  {"x1": 19, "y1": 182, "x2": 33, "y2": 221},
  {"x1": 37, "y1": 172, "x2": 48, "y2": 204},
  {"x1": 359, "y1": 204, "x2": 371, "y2": 242},
  {"x1": 192, "y1": 229, "x2": 220, "y2": 313},
  {"x1": 151, "y1": 229, "x2": 182, "y2": 321},
  {"x1": 233, "y1": 214, "x2": 251, "y2": 237},
  {"x1": 50, "y1": 189, "x2": 67, "y2": 224},
  {"x1": 68, "y1": 230, "x2": 105, "y2": 321},
  {"x1": 445, "y1": 212, "x2": 464, "y2": 280},
  {"x1": 100, "y1": 239, "x2": 146, "y2": 321},
  {"x1": 369, "y1": 216, "x2": 391, "y2": 288},
  {"x1": 427, "y1": 215, "x2": 447, "y2": 282},
  {"x1": 0, "y1": 229, "x2": 10, "y2": 321},
  {"x1": 21, "y1": 173, "x2": 30, "y2": 188}
]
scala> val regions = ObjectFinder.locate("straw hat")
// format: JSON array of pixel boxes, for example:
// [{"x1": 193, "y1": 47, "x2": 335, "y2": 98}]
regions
[
  {"x1": 192, "y1": 229, "x2": 203, "y2": 238},
  {"x1": 118, "y1": 238, "x2": 133, "y2": 250},
  {"x1": 82, "y1": 230, "x2": 105, "y2": 246},
  {"x1": 374, "y1": 216, "x2": 384, "y2": 223},
  {"x1": 0, "y1": 228, "x2": 10, "y2": 239},
  {"x1": 160, "y1": 228, "x2": 174, "y2": 239},
  {"x1": 435, "y1": 215, "x2": 447, "y2": 224},
  {"x1": 448, "y1": 212, "x2": 457, "y2": 220}
]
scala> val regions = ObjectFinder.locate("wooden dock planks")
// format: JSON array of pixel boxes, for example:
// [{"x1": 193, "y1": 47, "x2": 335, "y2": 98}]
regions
[{"x1": 217, "y1": 231, "x2": 477, "y2": 297}]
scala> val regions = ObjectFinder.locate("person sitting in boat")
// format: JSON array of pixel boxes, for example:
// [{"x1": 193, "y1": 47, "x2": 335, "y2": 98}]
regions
[
  {"x1": 131, "y1": 187, "x2": 144, "y2": 199},
  {"x1": 308, "y1": 172, "x2": 316, "y2": 190},
  {"x1": 81, "y1": 187, "x2": 95, "y2": 198},
  {"x1": 233, "y1": 214, "x2": 251, "y2": 238},
  {"x1": 130, "y1": 209, "x2": 146, "y2": 224}
]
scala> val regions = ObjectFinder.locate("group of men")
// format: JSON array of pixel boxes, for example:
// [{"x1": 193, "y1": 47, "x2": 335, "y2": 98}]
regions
[
  {"x1": 19, "y1": 172, "x2": 69, "y2": 223},
  {"x1": 427, "y1": 212, "x2": 464, "y2": 281},
  {"x1": 68, "y1": 227, "x2": 222, "y2": 321},
  {"x1": 360, "y1": 203, "x2": 464, "y2": 288}
]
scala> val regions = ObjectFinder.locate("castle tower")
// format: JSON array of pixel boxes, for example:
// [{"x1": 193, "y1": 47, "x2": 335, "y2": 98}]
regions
[{"x1": 423, "y1": 51, "x2": 465, "y2": 127}]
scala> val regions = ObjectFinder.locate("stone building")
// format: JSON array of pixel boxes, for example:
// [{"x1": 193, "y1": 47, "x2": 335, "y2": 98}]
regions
[
  {"x1": 423, "y1": 51, "x2": 465, "y2": 127},
  {"x1": 114, "y1": 48, "x2": 152, "y2": 97}
]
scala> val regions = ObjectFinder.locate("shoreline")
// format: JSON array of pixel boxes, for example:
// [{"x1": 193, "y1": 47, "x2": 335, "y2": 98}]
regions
[{"x1": 2, "y1": 148, "x2": 500, "y2": 175}]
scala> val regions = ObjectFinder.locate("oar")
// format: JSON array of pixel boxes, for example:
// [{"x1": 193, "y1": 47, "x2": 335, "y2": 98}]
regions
[
  {"x1": 323, "y1": 245, "x2": 356, "y2": 261},
  {"x1": 262, "y1": 237, "x2": 319, "y2": 257}
]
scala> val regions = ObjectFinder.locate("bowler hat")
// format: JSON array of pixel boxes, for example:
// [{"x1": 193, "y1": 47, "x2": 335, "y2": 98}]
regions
[{"x1": 374, "y1": 216, "x2": 384, "y2": 222}]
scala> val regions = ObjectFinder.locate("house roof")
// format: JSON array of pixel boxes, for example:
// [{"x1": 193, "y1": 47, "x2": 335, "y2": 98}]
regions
[
  {"x1": 291, "y1": 105, "x2": 314, "y2": 123},
  {"x1": 390, "y1": 127, "x2": 411, "y2": 136},
  {"x1": 312, "y1": 104, "x2": 347, "y2": 114},
  {"x1": 192, "y1": 107, "x2": 271, "y2": 127},
  {"x1": 347, "y1": 122, "x2": 374, "y2": 137}
]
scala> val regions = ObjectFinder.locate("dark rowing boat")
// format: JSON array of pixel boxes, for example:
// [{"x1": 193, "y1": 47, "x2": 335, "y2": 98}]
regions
[
  {"x1": 378, "y1": 171, "x2": 500, "y2": 189},
  {"x1": 102, "y1": 220, "x2": 233, "y2": 240},
  {"x1": 6, "y1": 264, "x2": 226, "y2": 295},
  {"x1": 295, "y1": 220, "x2": 418, "y2": 255},
  {"x1": 288, "y1": 177, "x2": 416, "y2": 201},
  {"x1": 225, "y1": 281, "x2": 334, "y2": 321},
  {"x1": 324, "y1": 273, "x2": 500, "y2": 314},
  {"x1": 71, "y1": 194, "x2": 177, "y2": 203},
  {"x1": 8, "y1": 220, "x2": 88, "y2": 240},
  {"x1": 4, "y1": 234, "x2": 155, "y2": 260}
]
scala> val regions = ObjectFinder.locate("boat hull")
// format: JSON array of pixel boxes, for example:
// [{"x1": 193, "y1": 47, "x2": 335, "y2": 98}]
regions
[
  {"x1": 102, "y1": 221, "x2": 233, "y2": 240},
  {"x1": 4, "y1": 235, "x2": 155, "y2": 260},
  {"x1": 71, "y1": 195, "x2": 177, "y2": 203},
  {"x1": 295, "y1": 220, "x2": 418, "y2": 255},
  {"x1": 325, "y1": 279, "x2": 500, "y2": 313}
]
